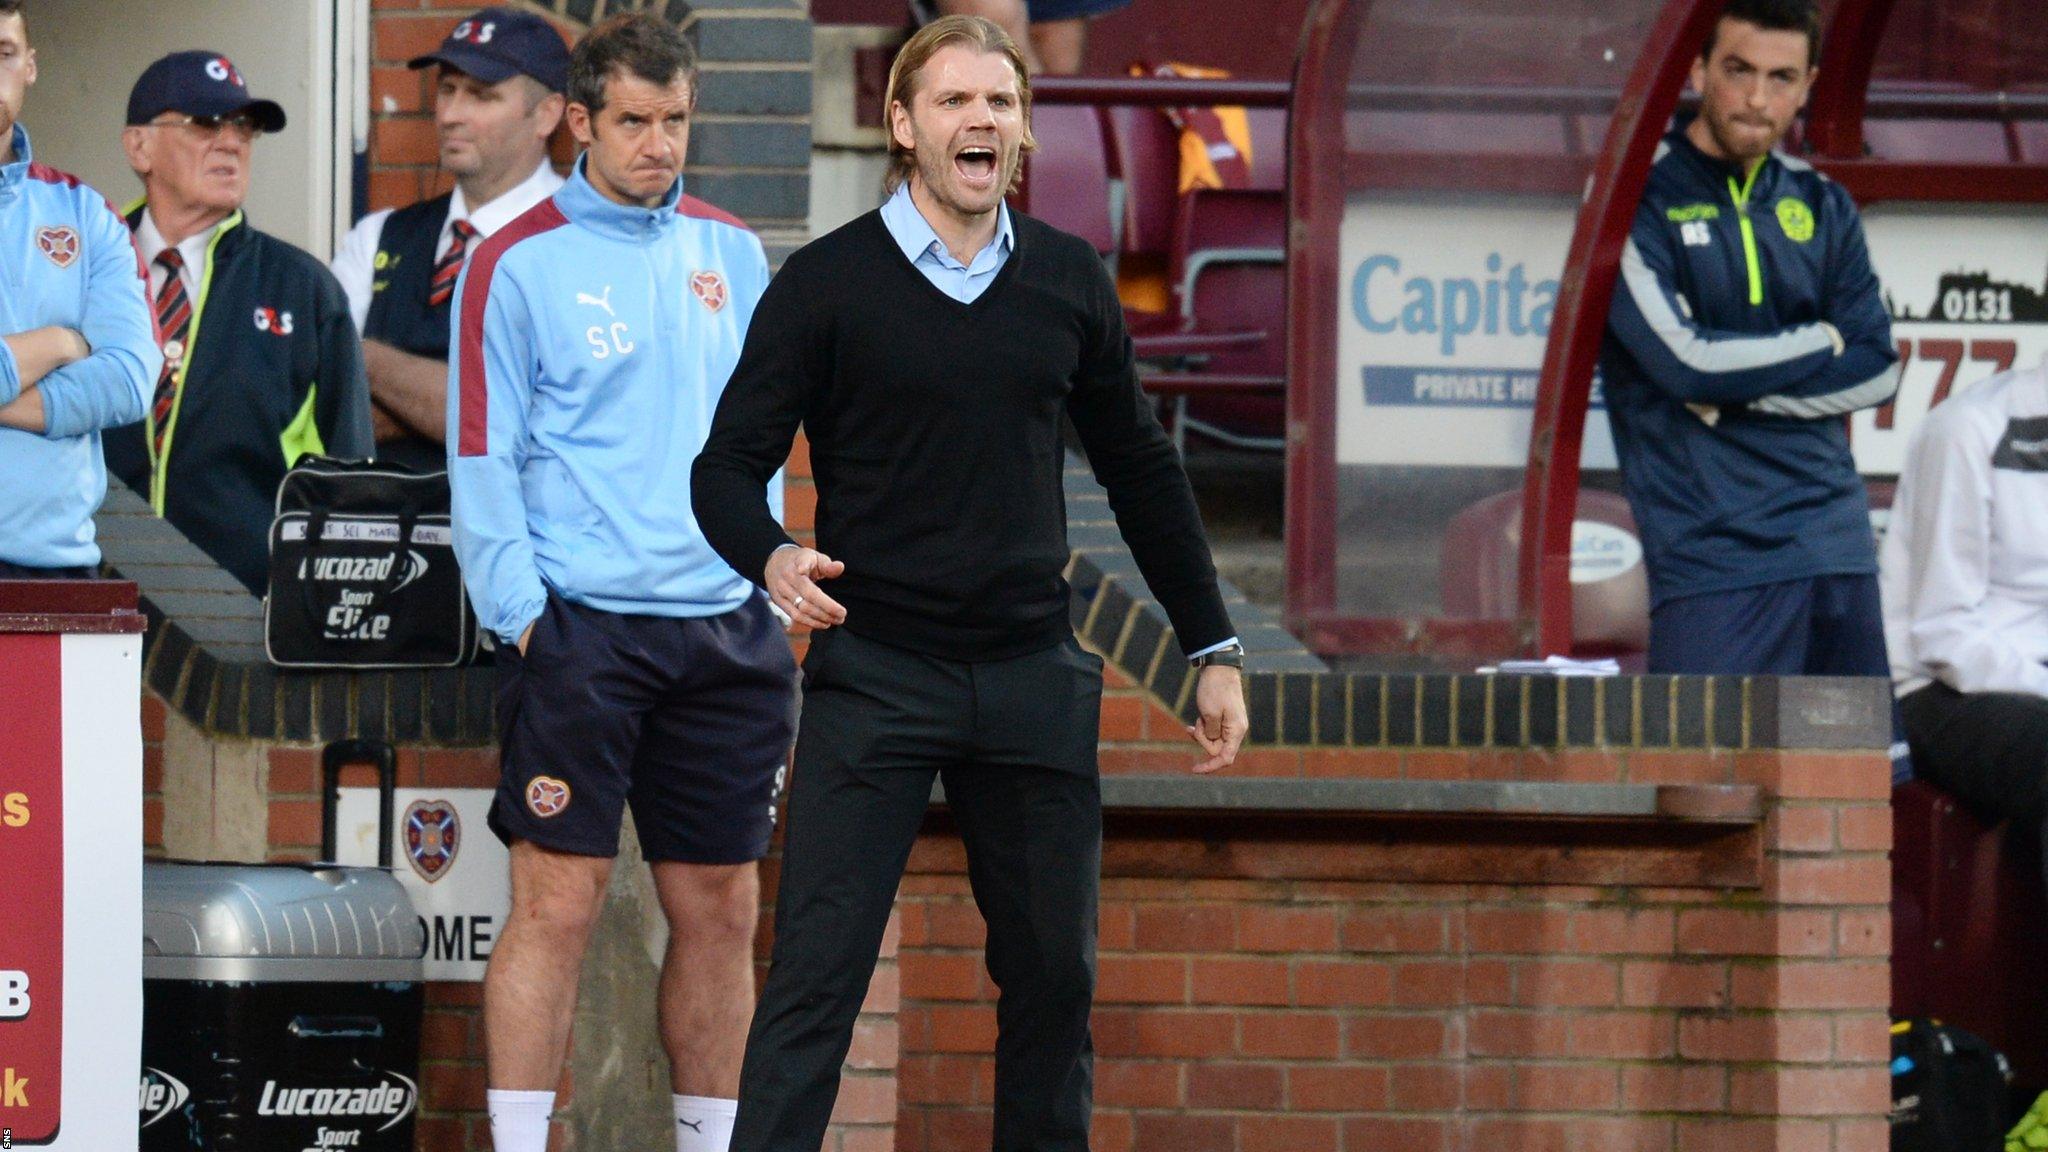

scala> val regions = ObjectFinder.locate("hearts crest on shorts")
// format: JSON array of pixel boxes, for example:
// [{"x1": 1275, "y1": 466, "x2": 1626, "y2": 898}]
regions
[{"x1": 526, "y1": 776, "x2": 571, "y2": 818}]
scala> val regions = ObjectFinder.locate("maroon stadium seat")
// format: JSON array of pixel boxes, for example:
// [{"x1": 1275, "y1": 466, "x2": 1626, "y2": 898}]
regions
[
  {"x1": 1020, "y1": 103, "x2": 1117, "y2": 257},
  {"x1": 1863, "y1": 118, "x2": 2014, "y2": 163},
  {"x1": 1893, "y1": 780, "x2": 2048, "y2": 1100},
  {"x1": 1164, "y1": 187, "x2": 1288, "y2": 448},
  {"x1": 1100, "y1": 100, "x2": 1294, "y2": 447},
  {"x1": 1346, "y1": 110, "x2": 1569, "y2": 156},
  {"x1": 1105, "y1": 104, "x2": 1184, "y2": 260},
  {"x1": 1099, "y1": 103, "x2": 1278, "y2": 412},
  {"x1": 2010, "y1": 120, "x2": 2048, "y2": 164},
  {"x1": 1244, "y1": 107, "x2": 1288, "y2": 190}
]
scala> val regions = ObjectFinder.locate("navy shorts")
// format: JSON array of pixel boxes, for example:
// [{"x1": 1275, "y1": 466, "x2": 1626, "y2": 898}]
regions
[{"x1": 488, "y1": 592, "x2": 798, "y2": 863}]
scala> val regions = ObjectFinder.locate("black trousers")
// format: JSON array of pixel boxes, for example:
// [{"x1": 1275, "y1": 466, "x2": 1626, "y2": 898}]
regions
[
  {"x1": 1901, "y1": 682, "x2": 2048, "y2": 890},
  {"x1": 731, "y1": 628, "x2": 1104, "y2": 1152}
]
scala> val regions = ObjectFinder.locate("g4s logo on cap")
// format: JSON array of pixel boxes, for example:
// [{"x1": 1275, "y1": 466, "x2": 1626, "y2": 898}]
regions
[
  {"x1": 204, "y1": 56, "x2": 244, "y2": 86},
  {"x1": 452, "y1": 19, "x2": 497, "y2": 44}
]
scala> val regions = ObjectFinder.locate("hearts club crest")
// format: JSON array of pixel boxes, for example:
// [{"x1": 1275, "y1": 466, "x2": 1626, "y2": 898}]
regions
[
  {"x1": 36, "y1": 226, "x2": 79, "y2": 268},
  {"x1": 526, "y1": 776, "x2": 571, "y2": 819},
  {"x1": 690, "y1": 270, "x2": 727, "y2": 313},
  {"x1": 403, "y1": 799, "x2": 461, "y2": 882}
]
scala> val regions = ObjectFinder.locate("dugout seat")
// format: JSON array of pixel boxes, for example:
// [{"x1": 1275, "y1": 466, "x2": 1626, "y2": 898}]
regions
[
  {"x1": 1863, "y1": 118, "x2": 2014, "y2": 164},
  {"x1": 1345, "y1": 110, "x2": 1570, "y2": 156},
  {"x1": 1893, "y1": 779, "x2": 2048, "y2": 1102},
  {"x1": 2017, "y1": 120, "x2": 2048, "y2": 165},
  {"x1": 1439, "y1": 488, "x2": 1650, "y2": 661}
]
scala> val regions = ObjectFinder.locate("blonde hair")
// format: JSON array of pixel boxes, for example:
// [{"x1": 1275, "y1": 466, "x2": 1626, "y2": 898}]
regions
[{"x1": 883, "y1": 15, "x2": 1035, "y2": 195}]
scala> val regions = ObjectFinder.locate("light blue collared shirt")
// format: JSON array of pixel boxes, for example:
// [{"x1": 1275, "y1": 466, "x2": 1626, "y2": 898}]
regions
[{"x1": 878, "y1": 182, "x2": 1014, "y2": 303}]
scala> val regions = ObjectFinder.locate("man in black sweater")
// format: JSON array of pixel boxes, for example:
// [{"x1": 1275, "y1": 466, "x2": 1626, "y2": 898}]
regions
[{"x1": 691, "y1": 16, "x2": 1246, "y2": 1151}]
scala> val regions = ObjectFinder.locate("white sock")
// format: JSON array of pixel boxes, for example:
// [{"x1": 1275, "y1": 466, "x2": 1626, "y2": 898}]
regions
[
  {"x1": 486, "y1": 1088, "x2": 555, "y2": 1152},
  {"x1": 674, "y1": 1094, "x2": 738, "y2": 1152}
]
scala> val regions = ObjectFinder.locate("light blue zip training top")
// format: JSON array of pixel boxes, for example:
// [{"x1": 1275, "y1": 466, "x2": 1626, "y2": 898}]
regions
[
  {"x1": 448, "y1": 159, "x2": 779, "y2": 645},
  {"x1": 0, "y1": 125, "x2": 161, "y2": 568}
]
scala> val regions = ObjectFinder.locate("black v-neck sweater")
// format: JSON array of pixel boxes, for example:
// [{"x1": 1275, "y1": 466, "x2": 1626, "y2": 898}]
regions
[{"x1": 693, "y1": 208, "x2": 1234, "y2": 662}]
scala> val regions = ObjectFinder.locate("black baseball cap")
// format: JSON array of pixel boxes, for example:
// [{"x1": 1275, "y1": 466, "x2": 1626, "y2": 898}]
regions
[
  {"x1": 126, "y1": 51, "x2": 287, "y2": 133},
  {"x1": 408, "y1": 7, "x2": 570, "y2": 94}
]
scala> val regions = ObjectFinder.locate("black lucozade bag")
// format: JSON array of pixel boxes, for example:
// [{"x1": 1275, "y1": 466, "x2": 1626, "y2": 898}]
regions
[
  {"x1": 1890, "y1": 1018, "x2": 2013, "y2": 1151},
  {"x1": 265, "y1": 456, "x2": 479, "y2": 668}
]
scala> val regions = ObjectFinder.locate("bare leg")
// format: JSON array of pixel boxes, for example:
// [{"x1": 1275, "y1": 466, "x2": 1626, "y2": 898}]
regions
[
  {"x1": 1029, "y1": 17, "x2": 1088, "y2": 75},
  {"x1": 653, "y1": 861, "x2": 762, "y2": 1096},
  {"x1": 935, "y1": 0, "x2": 1044, "y2": 72},
  {"x1": 483, "y1": 841, "x2": 615, "y2": 1088}
]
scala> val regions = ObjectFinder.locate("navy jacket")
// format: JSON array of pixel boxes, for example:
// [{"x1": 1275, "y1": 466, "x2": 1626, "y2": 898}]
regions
[
  {"x1": 106, "y1": 206, "x2": 372, "y2": 593},
  {"x1": 1600, "y1": 129, "x2": 1899, "y2": 606}
]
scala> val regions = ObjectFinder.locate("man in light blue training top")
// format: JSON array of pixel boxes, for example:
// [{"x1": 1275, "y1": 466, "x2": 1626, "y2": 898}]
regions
[
  {"x1": 0, "y1": 0, "x2": 161, "y2": 578},
  {"x1": 446, "y1": 14, "x2": 793, "y2": 1152}
]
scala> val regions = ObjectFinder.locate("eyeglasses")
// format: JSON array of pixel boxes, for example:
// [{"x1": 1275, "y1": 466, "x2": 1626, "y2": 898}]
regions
[{"x1": 144, "y1": 113, "x2": 265, "y2": 141}]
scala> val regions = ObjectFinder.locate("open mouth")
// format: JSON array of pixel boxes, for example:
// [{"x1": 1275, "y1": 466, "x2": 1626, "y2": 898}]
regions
[{"x1": 954, "y1": 146, "x2": 997, "y2": 186}]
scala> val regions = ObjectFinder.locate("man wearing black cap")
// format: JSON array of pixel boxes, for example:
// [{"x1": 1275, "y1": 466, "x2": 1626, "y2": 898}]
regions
[
  {"x1": 103, "y1": 50, "x2": 372, "y2": 595},
  {"x1": 330, "y1": 6, "x2": 568, "y2": 472}
]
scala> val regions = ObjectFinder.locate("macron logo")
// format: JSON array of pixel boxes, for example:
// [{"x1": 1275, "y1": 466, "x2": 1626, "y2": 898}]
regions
[{"x1": 577, "y1": 285, "x2": 615, "y2": 317}]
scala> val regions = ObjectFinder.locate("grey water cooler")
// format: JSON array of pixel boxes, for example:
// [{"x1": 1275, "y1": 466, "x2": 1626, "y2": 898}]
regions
[{"x1": 140, "y1": 862, "x2": 425, "y2": 1151}]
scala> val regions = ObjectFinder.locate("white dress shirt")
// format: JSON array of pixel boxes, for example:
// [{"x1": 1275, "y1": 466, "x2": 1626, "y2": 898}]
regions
[
  {"x1": 330, "y1": 159, "x2": 566, "y2": 332},
  {"x1": 134, "y1": 209, "x2": 227, "y2": 301}
]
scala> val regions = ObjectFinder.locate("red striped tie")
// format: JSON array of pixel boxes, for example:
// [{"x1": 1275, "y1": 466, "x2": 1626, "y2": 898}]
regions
[
  {"x1": 426, "y1": 218, "x2": 477, "y2": 309},
  {"x1": 150, "y1": 249, "x2": 193, "y2": 462}
]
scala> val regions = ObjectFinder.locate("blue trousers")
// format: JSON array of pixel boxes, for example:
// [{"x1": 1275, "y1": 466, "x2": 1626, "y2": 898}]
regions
[
  {"x1": 1651, "y1": 573, "x2": 1909, "y2": 779},
  {"x1": 1649, "y1": 573, "x2": 1890, "y2": 677}
]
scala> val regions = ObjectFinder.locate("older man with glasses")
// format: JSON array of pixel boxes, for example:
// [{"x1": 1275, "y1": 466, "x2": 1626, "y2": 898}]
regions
[{"x1": 103, "y1": 50, "x2": 371, "y2": 595}]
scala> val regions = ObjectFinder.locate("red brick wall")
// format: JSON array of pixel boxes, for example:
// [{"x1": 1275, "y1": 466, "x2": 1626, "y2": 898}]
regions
[
  {"x1": 895, "y1": 747, "x2": 1891, "y2": 1152},
  {"x1": 143, "y1": 681, "x2": 1892, "y2": 1151}
]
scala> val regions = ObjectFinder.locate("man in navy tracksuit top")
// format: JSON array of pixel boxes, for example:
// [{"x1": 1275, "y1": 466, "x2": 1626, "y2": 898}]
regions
[
  {"x1": 1602, "y1": 0, "x2": 1899, "y2": 678},
  {"x1": 447, "y1": 16, "x2": 793, "y2": 1152},
  {"x1": 0, "y1": 0, "x2": 161, "y2": 579}
]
